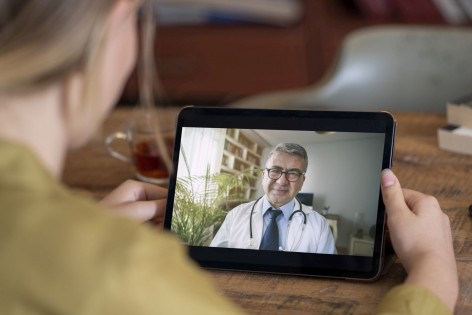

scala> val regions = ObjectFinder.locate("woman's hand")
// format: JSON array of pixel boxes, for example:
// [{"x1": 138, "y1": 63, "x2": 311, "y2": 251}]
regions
[
  {"x1": 99, "y1": 179, "x2": 167, "y2": 229},
  {"x1": 381, "y1": 169, "x2": 458, "y2": 312}
]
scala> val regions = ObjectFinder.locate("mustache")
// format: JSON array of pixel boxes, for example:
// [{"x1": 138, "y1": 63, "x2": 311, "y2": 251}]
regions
[{"x1": 270, "y1": 184, "x2": 289, "y2": 190}]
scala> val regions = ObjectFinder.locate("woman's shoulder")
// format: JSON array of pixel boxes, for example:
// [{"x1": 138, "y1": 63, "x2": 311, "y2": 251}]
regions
[{"x1": 0, "y1": 190, "x2": 228, "y2": 314}]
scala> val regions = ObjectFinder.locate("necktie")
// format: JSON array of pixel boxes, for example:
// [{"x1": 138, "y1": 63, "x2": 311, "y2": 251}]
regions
[{"x1": 259, "y1": 208, "x2": 283, "y2": 251}]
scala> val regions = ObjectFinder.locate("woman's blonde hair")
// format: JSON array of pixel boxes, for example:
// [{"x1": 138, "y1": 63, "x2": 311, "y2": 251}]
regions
[
  {"x1": 0, "y1": 0, "x2": 157, "y2": 103},
  {"x1": 0, "y1": 1, "x2": 120, "y2": 94},
  {"x1": 0, "y1": 0, "x2": 170, "y2": 167}
]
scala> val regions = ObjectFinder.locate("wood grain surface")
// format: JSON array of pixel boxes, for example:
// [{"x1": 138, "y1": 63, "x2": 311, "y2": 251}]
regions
[{"x1": 63, "y1": 107, "x2": 472, "y2": 315}]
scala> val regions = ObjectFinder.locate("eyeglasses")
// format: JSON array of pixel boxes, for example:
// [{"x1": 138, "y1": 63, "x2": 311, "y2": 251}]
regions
[{"x1": 265, "y1": 168, "x2": 305, "y2": 182}]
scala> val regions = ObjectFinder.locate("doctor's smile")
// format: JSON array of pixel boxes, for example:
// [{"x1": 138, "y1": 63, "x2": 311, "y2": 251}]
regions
[
  {"x1": 269, "y1": 187, "x2": 289, "y2": 194},
  {"x1": 269, "y1": 183, "x2": 289, "y2": 190}
]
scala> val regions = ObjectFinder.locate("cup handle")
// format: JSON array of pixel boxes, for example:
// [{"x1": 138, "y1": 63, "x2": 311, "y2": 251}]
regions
[{"x1": 105, "y1": 131, "x2": 130, "y2": 162}]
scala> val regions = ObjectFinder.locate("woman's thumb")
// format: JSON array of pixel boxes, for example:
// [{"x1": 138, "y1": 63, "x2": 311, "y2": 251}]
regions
[{"x1": 381, "y1": 169, "x2": 407, "y2": 216}]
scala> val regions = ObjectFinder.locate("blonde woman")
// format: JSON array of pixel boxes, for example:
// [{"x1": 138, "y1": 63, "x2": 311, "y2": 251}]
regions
[
  {"x1": 0, "y1": 1, "x2": 240, "y2": 313},
  {"x1": 0, "y1": 1, "x2": 457, "y2": 314}
]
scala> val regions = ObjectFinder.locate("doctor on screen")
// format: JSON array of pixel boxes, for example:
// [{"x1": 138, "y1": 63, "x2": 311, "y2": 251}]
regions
[{"x1": 210, "y1": 143, "x2": 337, "y2": 254}]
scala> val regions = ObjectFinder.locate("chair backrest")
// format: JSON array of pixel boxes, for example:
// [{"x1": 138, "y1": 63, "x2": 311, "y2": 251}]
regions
[{"x1": 229, "y1": 26, "x2": 472, "y2": 113}]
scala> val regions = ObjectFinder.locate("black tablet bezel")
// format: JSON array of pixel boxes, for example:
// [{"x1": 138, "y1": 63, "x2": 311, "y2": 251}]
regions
[{"x1": 164, "y1": 107, "x2": 396, "y2": 280}]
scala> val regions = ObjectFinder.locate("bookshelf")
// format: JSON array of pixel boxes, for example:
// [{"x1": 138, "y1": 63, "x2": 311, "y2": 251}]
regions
[{"x1": 221, "y1": 129, "x2": 265, "y2": 200}]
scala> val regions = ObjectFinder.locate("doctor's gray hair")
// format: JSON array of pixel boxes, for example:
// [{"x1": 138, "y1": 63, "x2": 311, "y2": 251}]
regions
[{"x1": 268, "y1": 143, "x2": 308, "y2": 171}]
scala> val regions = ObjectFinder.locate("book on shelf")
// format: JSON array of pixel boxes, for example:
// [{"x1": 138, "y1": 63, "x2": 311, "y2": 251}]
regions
[
  {"x1": 154, "y1": 0, "x2": 302, "y2": 26},
  {"x1": 437, "y1": 94, "x2": 472, "y2": 156}
]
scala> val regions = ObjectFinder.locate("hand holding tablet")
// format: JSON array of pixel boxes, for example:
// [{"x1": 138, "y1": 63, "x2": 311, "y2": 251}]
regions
[
  {"x1": 161, "y1": 107, "x2": 457, "y2": 312},
  {"x1": 379, "y1": 169, "x2": 458, "y2": 311}
]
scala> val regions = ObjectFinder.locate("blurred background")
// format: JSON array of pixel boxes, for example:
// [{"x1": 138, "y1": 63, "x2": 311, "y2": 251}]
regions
[{"x1": 119, "y1": 0, "x2": 472, "y2": 107}]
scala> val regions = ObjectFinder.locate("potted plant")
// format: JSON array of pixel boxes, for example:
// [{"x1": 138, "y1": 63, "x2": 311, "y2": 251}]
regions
[{"x1": 171, "y1": 149, "x2": 259, "y2": 246}]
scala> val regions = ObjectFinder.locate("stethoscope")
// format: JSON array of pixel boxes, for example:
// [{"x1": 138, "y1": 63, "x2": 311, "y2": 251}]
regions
[{"x1": 249, "y1": 196, "x2": 307, "y2": 251}]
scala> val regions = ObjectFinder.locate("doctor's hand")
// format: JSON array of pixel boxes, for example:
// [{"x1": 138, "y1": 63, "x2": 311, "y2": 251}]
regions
[
  {"x1": 99, "y1": 179, "x2": 167, "y2": 229},
  {"x1": 380, "y1": 169, "x2": 458, "y2": 312}
]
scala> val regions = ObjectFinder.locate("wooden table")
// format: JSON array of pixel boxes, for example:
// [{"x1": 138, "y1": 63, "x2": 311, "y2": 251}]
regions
[{"x1": 63, "y1": 107, "x2": 472, "y2": 314}]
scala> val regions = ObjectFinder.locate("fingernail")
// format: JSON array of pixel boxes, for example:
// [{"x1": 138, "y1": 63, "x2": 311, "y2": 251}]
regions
[{"x1": 381, "y1": 169, "x2": 396, "y2": 187}]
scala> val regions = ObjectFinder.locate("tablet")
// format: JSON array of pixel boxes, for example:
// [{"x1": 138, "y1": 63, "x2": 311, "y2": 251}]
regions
[{"x1": 164, "y1": 107, "x2": 396, "y2": 280}]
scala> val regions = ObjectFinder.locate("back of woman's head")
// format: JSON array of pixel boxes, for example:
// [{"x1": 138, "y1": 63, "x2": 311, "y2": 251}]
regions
[{"x1": 0, "y1": 0, "x2": 116, "y2": 93}]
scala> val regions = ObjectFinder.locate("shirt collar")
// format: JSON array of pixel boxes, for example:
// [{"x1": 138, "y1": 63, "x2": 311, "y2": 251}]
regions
[{"x1": 261, "y1": 196, "x2": 296, "y2": 220}]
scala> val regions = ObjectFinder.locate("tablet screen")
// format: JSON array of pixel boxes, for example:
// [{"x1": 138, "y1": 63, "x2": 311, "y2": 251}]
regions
[{"x1": 164, "y1": 107, "x2": 396, "y2": 280}]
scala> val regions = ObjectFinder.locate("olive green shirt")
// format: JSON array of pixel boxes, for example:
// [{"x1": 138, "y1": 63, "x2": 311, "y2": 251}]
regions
[{"x1": 0, "y1": 140, "x2": 451, "y2": 314}]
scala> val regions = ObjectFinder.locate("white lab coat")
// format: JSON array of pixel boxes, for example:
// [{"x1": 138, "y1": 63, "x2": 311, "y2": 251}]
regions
[{"x1": 210, "y1": 198, "x2": 337, "y2": 254}]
